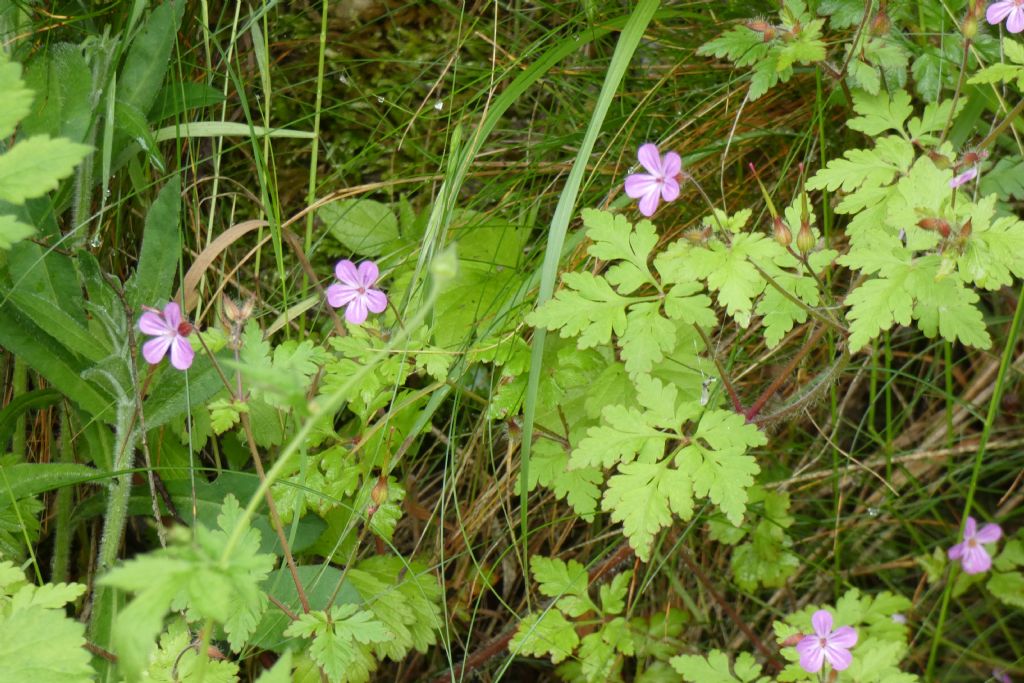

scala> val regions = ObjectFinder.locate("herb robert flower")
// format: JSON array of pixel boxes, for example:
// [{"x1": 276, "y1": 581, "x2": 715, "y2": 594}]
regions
[
  {"x1": 796, "y1": 610, "x2": 858, "y2": 673},
  {"x1": 138, "y1": 301, "x2": 195, "y2": 370},
  {"x1": 326, "y1": 259, "x2": 388, "y2": 325},
  {"x1": 624, "y1": 143, "x2": 682, "y2": 217},
  {"x1": 948, "y1": 516, "x2": 1002, "y2": 574}
]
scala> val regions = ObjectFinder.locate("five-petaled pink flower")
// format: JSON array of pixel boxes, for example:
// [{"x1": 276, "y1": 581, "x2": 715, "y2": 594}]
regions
[
  {"x1": 796, "y1": 610, "x2": 858, "y2": 673},
  {"x1": 949, "y1": 166, "x2": 979, "y2": 189},
  {"x1": 326, "y1": 259, "x2": 388, "y2": 325},
  {"x1": 987, "y1": 0, "x2": 1024, "y2": 33},
  {"x1": 138, "y1": 302, "x2": 195, "y2": 370},
  {"x1": 624, "y1": 143, "x2": 682, "y2": 217},
  {"x1": 948, "y1": 516, "x2": 1002, "y2": 574}
]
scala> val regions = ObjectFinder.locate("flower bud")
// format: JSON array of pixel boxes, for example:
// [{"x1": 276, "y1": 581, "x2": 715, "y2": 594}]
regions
[
  {"x1": 796, "y1": 221, "x2": 815, "y2": 254},
  {"x1": 960, "y1": 218, "x2": 973, "y2": 239},
  {"x1": 781, "y1": 633, "x2": 804, "y2": 647},
  {"x1": 962, "y1": 15, "x2": 978, "y2": 40},
  {"x1": 746, "y1": 18, "x2": 778, "y2": 41},
  {"x1": 370, "y1": 477, "x2": 388, "y2": 508},
  {"x1": 927, "y1": 151, "x2": 952, "y2": 169},
  {"x1": 917, "y1": 217, "x2": 951, "y2": 239},
  {"x1": 773, "y1": 216, "x2": 792, "y2": 247}
]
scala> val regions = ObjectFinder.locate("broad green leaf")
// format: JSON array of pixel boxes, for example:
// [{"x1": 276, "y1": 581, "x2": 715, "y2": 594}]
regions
[
  {"x1": 118, "y1": 0, "x2": 186, "y2": 116},
  {"x1": 664, "y1": 282, "x2": 716, "y2": 328},
  {"x1": 254, "y1": 652, "x2": 293, "y2": 683},
  {"x1": 0, "y1": 57, "x2": 33, "y2": 139},
  {"x1": 583, "y1": 209, "x2": 656, "y2": 294},
  {"x1": 22, "y1": 43, "x2": 93, "y2": 143},
  {"x1": 0, "y1": 463, "x2": 100, "y2": 504},
  {"x1": 0, "y1": 214, "x2": 34, "y2": 250},
  {"x1": 679, "y1": 418, "x2": 762, "y2": 525},
  {"x1": 989, "y1": 571, "x2": 1024, "y2": 608},
  {"x1": 0, "y1": 603, "x2": 95, "y2": 682},
  {"x1": 4, "y1": 289, "x2": 108, "y2": 361},
  {"x1": 0, "y1": 135, "x2": 92, "y2": 204},
  {"x1": 320, "y1": 199, "x2": 399, "y2": 257},
  {"x1": 912, "y1": 271, "x2": 990, "y2": 349}
]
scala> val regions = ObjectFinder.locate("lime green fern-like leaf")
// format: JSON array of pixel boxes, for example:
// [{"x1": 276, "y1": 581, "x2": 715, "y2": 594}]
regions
[
  {"x1": 511, "y1": 611, "x2": 579, "y2": 664},
  {"x1": 603, "y1": 462, "x2": 695, "y2": 562},
  {"x1": 570, "y1": 404, "x2": 666, "y2": 469},
  {"x1": 527, "y1": 440, "x2": 602, "y2": 519},
  {"x1": 583, "y1": 209, "x2": 658, "y2": 294},
  {"x1": 526, "y1": 272, "x2": 630, "y2": 348},
  {"x1": 696, "y1": 25, "x2": 769, "y2": 68},
  {"x1": 806, "y1": 136, "x2": 914, "y2": 193},
  {"x1": 671, "y1": 650, "x2": 766, "y2": 682},
  {"x1": 846, "y1": 88, "x2": 913, "y2": 136},
  {"x1": 531, "y1": 556, "x2": 595, "y2": 618},
  {"x1": 621, "y1": 302, "x2": 677, "y2": 375},
  {"x1": 844, "y1": 267, "x2": 915, "y2": 351}
]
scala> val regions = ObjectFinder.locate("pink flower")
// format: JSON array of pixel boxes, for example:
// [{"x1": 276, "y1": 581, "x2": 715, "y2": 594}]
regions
[
  {"x1": 796, "y1": 610, "x2": 858, "y2": 673},
  {"x1": 994, "y1": 668, "x2": 1012, "y2": 683},
  {"x1": 138, "y1": 302, "x2": 195, "y2": 370},
  {"x1": 948, "y1": 516, "x2": 1002, "y2": 574},
  {"x1": 949, "y1": 166, "x2": 979, "y2": 189},
  {"x1": 987, "y1": 0, "x2": 1024, "y2": 33},
  {"x1": 624, "y1": 143, "x2": 682, "y2": 217},
  {"x1": 326, "y1": 259, "x2": 387, "y2": 325}
]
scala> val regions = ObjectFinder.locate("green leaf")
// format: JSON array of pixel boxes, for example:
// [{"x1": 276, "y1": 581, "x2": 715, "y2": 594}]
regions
[
  {"x1": 0, "y1": 135, "x2": 92, "y2": 204},
  {"x1": 526, "y1": 271, "x2": 630, "y2": 348},
  {"x1": 0, "y1": 214, "x2": 34, "y2": 250},
  {"x1": 532, "y1": 556, "x2": 594, "y2": 617},
  {"x1": 775, "y1": 19, "x2": 826, "y2": 70},
  {"x1": 570, "y1": 404, "x2": 665, "y2": 469},
  {"x1": 254, "y1": 651, "x2": 293, "y2": 683},
  {"x1": 0, "y1": 56, "x2": 33, "y2": 139},
  {"x1": 527, "y1": 440, "x2": 602, "y2": 517},
  {"x1": 118, "y1": 0, "x2": 186, "y2": 116},
  {"x1": 144, "y1": 619, "x2": 239, "y2": 682},
  {"x1": 806, "y1": 136, "x2": 913, "y2": 193},
  {"x1": 696, "y1": 26, "x2": 769, "y2": 68},
  {"x1": 679, "y1": 411, "x2": 763, "y2": 525},
  {"x1": 621, "y1": 302, "x2": 677, "y2": 375},
  {"x1": 283, "y1": 605, "x2": 391, "y2": 682},
  {"x1": 912, "y1": 272, "x2": 990, "y2": 349},
  {"x1": 603, "y1": 462, "x2": 693, "y2": 561},
  {"x1": 664, "y1": 282, "x2": 717, "y2": 328},
  {"x1": 127, "y1": 175, "x2": 181, "y2": 307},
  {"x1": 320, "y1": 199, "x2": 400, "y2": 257},
  {"x1": 0, "y1": 603, "x2": 95, "y2": 682},
  {"x1": 671, "y1": 650, "x2": 764, "y2": 682},
  {"x1": 22, "y1": 43, "x2": 93, "y2": 142},
  {"x1": 511, "y1": 610, "x2": 579, "y2": 664},
  {"x1": 846, "y1": 88, "x2": 913, "y2": 136},
  {"x1": 844, "y1": 265, "x2": 915, "y2": 351},
  {"x1": 583, "y1": 209, "x2": 656, "y2": 294}
]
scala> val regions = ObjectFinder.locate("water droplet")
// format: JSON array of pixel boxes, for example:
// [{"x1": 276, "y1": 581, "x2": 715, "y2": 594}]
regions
[
  {"x1": 338, "y1": 75, "x2": 348, "y2": 84},
  {"x1": 433, "y1": 100, "x2": 443, "y2": 111},
  {"x1": 89, "y1": 235, "x2": 102, "y2": 249},
  {"x1": 868, "y1": 507, "x2": 881, "y2": 517},
  {"x1": 572, "y1": 33, "x2": 580, "y2": 41},
  {"x1": 376, "y1": 96, "x2": 384, "y2": 104}
]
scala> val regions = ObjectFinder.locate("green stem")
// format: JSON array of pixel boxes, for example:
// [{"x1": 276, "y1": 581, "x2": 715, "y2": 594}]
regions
[
  {"x1": 926, "y1": 286, "x2": 1024, "y2": 678},
  {"x1": 51, "y1": 405, "x2": 75, "y2": 582},
  {"x1": 10, "y1": 358, "x2": 26, "y2": 458}
]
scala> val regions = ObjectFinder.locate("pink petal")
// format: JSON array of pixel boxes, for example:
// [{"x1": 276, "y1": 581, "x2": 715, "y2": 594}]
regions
[
  {"x1": 796, "y1": 637, "x2": 824, "y2": 673},
  {"x1": 625, "y1": 174, "x2": 659, "y2": 199},
  {"x1": 345, "y1": 297, "x2": 369, "y2": 325},
  {"x1": 948, "y1": 541, "x2": 965, "y2": 560},
  {"x1": 326, "y1": 283, "x2": 359, "y2": 308},
  {"x1": 138, "y1": 310, "x2": 170, "y2": 335},
  {"x1": 356, "y1": 260, "x2": 380, "y2": 287},
  {"x1": 811, "y1": 610, "x2": 833, "y2": 638},
  {"x1": 169, "y1": 336, "x2": 194, "y2": 370},
  {"x1": 829, "y1": 625, "x2": 858, "y2": 649},
  {"x1": 824, "y1": 643, "x2": 853, "y2": 671},
  {"x1": 142, "y1": 336, "x2": 172, "y2": 365},
  {"x1": 364, "y1": 288, "x2": 388, "y2": 313},
  {"x1": 989, "y1": 1, "x2": 1016, "y2": 24},
  {"x1": 962, "y1": 546, "x2": 992, "y2": 574},
  {"x1": 1008, "y1": 8, "x2": 1024, "y2": 32},
  {"x1": 637, "y1": 188, "x2": 660, "y2": 217},
  {"x1": 162, "y1": 302, "x2": 182, "y2": 329},
  {"x1": 949, "y1": 167, "x2": 978, "y2": 189},
  {"x1": 964, "y1": 516, "x2": 978, "y2": 539},
  {"x1": 976, "y1": 522, "x2": 1003, "y2": 544},
  {"x1": 637, "y1": 143, "x2": 662, "y2": 174},
  {"x1": 661, "y1": 176, "x2": 681, "y2": 202},
  {"x1": 661, "y1": 151, "x2": 682, "y2": 178},
  {"x1": 335, "y1": 259, "x2": 359, "y2": 285}
]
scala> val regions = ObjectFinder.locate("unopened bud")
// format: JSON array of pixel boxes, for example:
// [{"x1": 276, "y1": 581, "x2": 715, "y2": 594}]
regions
[
  {"x1": 796, "y1": 221, "x2": 815, "y2": 254},
  {"x1": 928, "y1": 151, "x2": 952, "y2": 169},
  {"x1": 223, "y1": 295, "x2": 241, "y2": 322},
  {"x1": 917, "y1": 217, "x2": 951, "y2": 239},
  {"x1": 773, "y1": 216, "x2": 792, "y2": 247},
  {"x1": 960, "y1": 218, "x2": 973, "y2": 239},
  {"x1": 870, "y1": 10, "x2": 891, "y2": 35},
  {"x1": 962, "y1": 15, "x2": 978, "y2": 40},
  {"x1": 961, "y1": 149, "x2": 989, "y2": 167},
  {"x1": 781, "y1": 633, "x2": 804, "y2": 647},
  {"x1": 370, "y1": 477, "x2": 388, "y2": 507},
  {"x1": 746, "y1": 18, "x2": 777, "y2": 41}
]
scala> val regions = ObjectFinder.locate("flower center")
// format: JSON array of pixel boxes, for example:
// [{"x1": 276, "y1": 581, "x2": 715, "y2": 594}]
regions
[
  {"x1": 357, "y1": 286, "x2": 367, "y2": 295},
  {"x1": 819, "y1": 637, "x2": 828, "y2": 648},
  {"x1": 967, "y1": 538, "x2": 978, "y2": 548}
]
